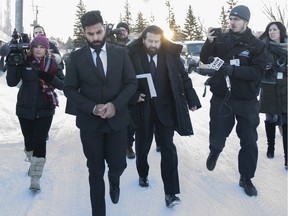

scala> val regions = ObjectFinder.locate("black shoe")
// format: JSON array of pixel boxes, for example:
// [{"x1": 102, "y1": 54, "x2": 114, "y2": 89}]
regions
[
  {"x1": 206, "y1": 152, "x2": 220, "y2": 171},
  {"x1": 165, "y1": 194, "x2": 181, "y2": 207},
  {"x1": 108, "y1": 176, "x2": 120, "y2": 204},
  {"x1": 266, "y1": 147, "x2": 274, "y2": 158},
  {"x1": 239, "y1": 176, "x2": 257, "y2": 197},
  {"x1": 139, "y1": 177, "x2": 149, "y2": 187},
  {"x1": 156, "y1": 146, "x2": 161, "y2": 152},
  {"x1": 127, "y1": 146, "x2": 136, "y2": 159}
]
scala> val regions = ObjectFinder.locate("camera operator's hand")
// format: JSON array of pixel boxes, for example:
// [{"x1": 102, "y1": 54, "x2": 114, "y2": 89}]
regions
[
  {"x1": 207, "y1": 27, "x2": 217, "y2": 43},
  {"x1": 219, "y1": 64, "x2": 235, "y2": 76},
  {"x1": 38, "y1": 70, "x2": 54, "y2": 83}
]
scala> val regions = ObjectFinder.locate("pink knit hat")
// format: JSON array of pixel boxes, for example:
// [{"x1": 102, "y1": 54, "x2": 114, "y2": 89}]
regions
[{"x1": 29, "y1": 35, "x2": 50, "y2": 49}]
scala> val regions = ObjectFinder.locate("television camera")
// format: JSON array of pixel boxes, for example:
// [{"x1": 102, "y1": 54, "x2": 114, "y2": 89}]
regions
[
  {"x1": 105, "y1": 23, "x2": 122, "y2": 44},
  {"x1": 0, "y1": 28, "x2": 30, "y2": 66}
]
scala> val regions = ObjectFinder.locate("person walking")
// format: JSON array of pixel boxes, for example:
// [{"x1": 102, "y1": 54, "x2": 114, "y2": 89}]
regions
[
  {"x1": 63, "y1": 11, "x2": 137, "y2": 216},
  {"x1": 128, "y1": 25, "x2": 201, "y2": 207},
  {"x1": 6, "y1": 35, "x2": 64, "y2": 190},
  {"x1": 200, "y1": 5, "x2": 267, "y2": 196},
  {"x1": 113, "y1": 21, "x2": 136, "y2": 159},
  {"x1": 259, "y1": 21, "x2": 287, "y2": 168},
  {"x1": 33, "y1": 25, "x2": 64, "y2": 70}
]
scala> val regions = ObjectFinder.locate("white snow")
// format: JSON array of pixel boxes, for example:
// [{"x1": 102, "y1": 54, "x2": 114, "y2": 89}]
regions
[{"x1": 0, "y1": 71, "x2": 287, "y2": 216}]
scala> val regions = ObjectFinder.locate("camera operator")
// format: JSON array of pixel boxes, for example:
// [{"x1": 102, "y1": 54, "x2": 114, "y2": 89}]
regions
[
  {"x1": 114, "y1": 22, "x2": 130, "y2": 47},
  {"x1": 6, "y1": 35, "x2": 64, "y2": 191},
  {"x1": 200, "y1": 5, "x2": 267, "y2": 197}
]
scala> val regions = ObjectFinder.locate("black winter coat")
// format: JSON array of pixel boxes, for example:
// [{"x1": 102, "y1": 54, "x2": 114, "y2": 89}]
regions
[
  {"x1": 128, "y1": 38, "x2": 201, "y2": 136},
  {"x1": 200, "y1": 28, "x2": 267, "y2": 101},
  {"x1": 6, "y1": 61, "x2": 64, "y2": 120},
  {"x1": 259, "y1": 38, "x2": 287, "y2": 114}
]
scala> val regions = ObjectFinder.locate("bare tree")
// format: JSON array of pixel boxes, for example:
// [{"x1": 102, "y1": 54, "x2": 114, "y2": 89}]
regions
[{"x1": 262, "y1": 0, "x2": 288, "y2": 28}]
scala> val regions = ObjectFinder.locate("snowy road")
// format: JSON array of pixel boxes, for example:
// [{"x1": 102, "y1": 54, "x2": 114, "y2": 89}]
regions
[{"x1": 0, "y1": 72, "x2": 287, "y2": 216}]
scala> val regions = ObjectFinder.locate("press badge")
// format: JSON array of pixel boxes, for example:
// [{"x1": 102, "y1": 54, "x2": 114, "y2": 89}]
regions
[
  {"x1": 230, "y1": 59, "x2": 240, "y2": 66},
  {"x1": 277, "y1": 72, "x2": 283, "y2": 79}
]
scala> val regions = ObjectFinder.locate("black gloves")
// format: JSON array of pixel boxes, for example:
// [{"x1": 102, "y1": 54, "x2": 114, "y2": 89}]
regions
[
  {"x1": 220, "y1": 64, "x2": 235, "y2": 76},
  {"x1": 38, "y1": 70, "x2": 54, "y2": 83}
]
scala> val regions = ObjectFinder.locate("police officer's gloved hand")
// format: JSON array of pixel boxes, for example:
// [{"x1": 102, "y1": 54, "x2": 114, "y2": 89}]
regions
[
  {"x1": 220, "y1": 64, "x2": 235, "y2": 76},
  {"x1": 38, "y1": 70, "x2": 54, "y2": 83}
]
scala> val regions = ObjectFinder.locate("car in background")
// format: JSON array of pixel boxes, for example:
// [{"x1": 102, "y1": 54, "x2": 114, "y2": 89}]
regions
[{"x1": 177, "y1": 40, "x2": 204, "y2": 73}]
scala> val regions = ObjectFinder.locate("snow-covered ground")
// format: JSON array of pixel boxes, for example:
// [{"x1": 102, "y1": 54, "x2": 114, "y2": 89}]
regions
[{"x1": 0, "y1": 71, "x2": 287, "y2": 216}]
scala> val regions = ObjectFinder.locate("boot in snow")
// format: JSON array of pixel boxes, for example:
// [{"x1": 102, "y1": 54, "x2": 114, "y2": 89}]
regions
[{"x1": 28, "y1": 157, "x2": 46, "y2": 190}]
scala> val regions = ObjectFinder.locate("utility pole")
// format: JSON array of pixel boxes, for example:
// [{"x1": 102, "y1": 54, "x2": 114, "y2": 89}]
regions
[
  {"x1": 15, "y1": 0, "x2": 23, "y2": 33},
  {"x1": 30, "y1": 5, "x2": 39, "y2": 27}
]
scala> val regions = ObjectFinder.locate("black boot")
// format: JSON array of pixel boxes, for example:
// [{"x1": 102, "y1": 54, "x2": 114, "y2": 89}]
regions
[
  {"x1": 282, "y1": 124, "x2": 287, "y2": 168},
  {"x1": 265, "y1": 121, "x2": 276, "y2": 158}
]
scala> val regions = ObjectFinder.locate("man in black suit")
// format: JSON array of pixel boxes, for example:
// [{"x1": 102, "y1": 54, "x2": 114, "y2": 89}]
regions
[
  {"x1": 63, "y1": 11, "x2": 137, "y2": 216},
  {"x1": 128, "y1": 25, "x2": 201, "y2": 207}
]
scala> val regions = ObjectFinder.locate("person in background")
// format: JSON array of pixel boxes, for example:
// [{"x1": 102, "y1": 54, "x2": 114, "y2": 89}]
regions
[
  {"x1": 200, "y1": 5, "x2": 267, "y2": 196},
  {"x1": 128, "y1": 25, "x2": 201, "y2": 207},
  {"x1": 63, "y1": 11, "x2": 137, "y2": 216},
  {"x1": 115, "y1": 22, "x2": 131, "y2": 47},
  {"x1": 33, "y1": 25, "x2": 64, "y2": 70},
  {"x1": 6, "y1": 35, "x2": 64, "y2": 190},
  {"x1": 113, "y1": 21, "x2": 136, "y2": 159},
  {"x1": 259, "y1": 21, "x2": 287, "y2": 168}
]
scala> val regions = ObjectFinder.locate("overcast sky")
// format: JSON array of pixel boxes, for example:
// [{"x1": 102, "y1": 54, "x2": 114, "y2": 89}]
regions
[{"x1": 22, "y1": 0, "x2": 286, "y2": 41}]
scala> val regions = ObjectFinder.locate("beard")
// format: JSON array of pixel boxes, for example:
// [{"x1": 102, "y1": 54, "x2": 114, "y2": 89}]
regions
[
  {"x1": 144, "y1": 46, "x2": 159, "y2": 56},
  {"x1": 87, "y1": 37, "x2": 106, "y2": 50}
]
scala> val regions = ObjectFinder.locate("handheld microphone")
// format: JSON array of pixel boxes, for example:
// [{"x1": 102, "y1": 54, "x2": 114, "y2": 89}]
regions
[
  {"x1": 208, "y1": 56, "x2": 231, "y2": 91},
  {"x1": 0, "y1": 43, "x2": 11, "y2": 57},
  {"x1": 208, "y1": 56, "x2": 215, "y2": 64}
]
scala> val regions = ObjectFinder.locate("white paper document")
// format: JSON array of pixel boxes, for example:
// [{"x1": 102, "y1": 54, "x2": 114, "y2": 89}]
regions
[{"x1": 136, "y1": 73, "x2": 157, "y2": 98}]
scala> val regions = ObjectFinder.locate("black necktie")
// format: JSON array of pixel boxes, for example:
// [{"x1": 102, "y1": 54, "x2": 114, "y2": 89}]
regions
[
  {"x1": 95, "y1": 49, "x2": 105, "y2": 76},
  {"x1": 150, "y1": 55, "x2": 156, "y2": 78}
]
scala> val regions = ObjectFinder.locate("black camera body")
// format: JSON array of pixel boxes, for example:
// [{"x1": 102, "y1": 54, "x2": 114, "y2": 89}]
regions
[
  {"x1": 2, "y1": 28, "x2": 30, "y2": 66},
  {"x1": 105, "y1": 23, "x2": 122, "y2": 44}
]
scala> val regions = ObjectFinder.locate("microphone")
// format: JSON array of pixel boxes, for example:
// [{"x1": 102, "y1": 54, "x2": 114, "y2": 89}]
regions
[
  {"x1": 208, "y1": 56, "x2": 231, "y2": 91},
  {"x1": 0, "y1": 43, "x2": 11, "y2": 57},
  {"x1": 208, "y1": 56, "x2": 214, "y2": 64}
]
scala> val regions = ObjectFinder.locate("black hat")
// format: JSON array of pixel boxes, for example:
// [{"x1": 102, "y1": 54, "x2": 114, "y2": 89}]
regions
[
  {"x1": 116, "y1": 22, "x2": 129, "y2": 33},
  {"x1": 229, "y1": 5, "x2": 250, "y2": 22}
]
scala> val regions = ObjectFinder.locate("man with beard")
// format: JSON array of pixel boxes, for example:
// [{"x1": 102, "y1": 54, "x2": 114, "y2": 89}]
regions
[
  {"x1": 200, "y1": 5, "x2": 267, "y2": 196},
  {"x1": 63, "y1": 10, "x2": 137, "y2": 216},
  {"x1": 128, "y1": 25, "x2": 201, "y2": 207}
]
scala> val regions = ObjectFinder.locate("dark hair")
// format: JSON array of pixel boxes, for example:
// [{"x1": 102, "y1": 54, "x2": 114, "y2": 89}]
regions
[
  {"x1": 80, "y1": 10, "x2": 103, "y2": 29},
  {"x1": 259, "y1": 21, "x2": 287, "y2": 43},
  {"x1": 141, "y1": 25, "x2": 164, "y2": 40},
  {"x1": 33, "y1": 25, "x2": 46, "y2": 36}
]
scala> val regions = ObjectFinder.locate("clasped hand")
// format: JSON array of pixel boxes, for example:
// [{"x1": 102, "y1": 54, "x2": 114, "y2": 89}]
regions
[{"x1": 93, "y1": 102, "x2": 116, "y2": 119}]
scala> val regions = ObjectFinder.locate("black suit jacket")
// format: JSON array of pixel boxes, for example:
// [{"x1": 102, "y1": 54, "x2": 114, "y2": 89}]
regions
[{"x1": 64, "y1": 43, "x2": 137, "y2": 131}]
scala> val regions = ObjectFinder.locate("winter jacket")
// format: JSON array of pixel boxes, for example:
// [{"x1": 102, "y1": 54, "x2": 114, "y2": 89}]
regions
[
  {"x1": 128, "y1": 38, "x2": 201, "y2": 136},
  {"x1": 259, "y1": 37, "x2": 287, "y2": 114},
  {"x1": 6, "y1": 61, "x2": 64, "y2": 120},
  {"x1": 200, "y1": 28, "x2": 267, "y2": 101}
]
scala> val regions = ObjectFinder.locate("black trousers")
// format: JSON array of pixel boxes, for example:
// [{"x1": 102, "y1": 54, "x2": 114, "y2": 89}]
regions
[
  {"x1": 135, "y1": 102, "x2": 180, "y2": 195},
  {"x1": 18, "y1": 116, "x2": 53, "y2": 158},
  {"x1": 209, "y1": 95, "x2": 259, "y2": 179},
  {"x1": 80, "y1": 122, "x2": 127, "y2": 216}
]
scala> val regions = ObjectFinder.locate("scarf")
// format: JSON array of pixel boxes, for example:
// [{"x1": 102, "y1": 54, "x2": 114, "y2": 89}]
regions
[
  {"x1": 30, "y1": 54, "x2": 59, "y2": 107},
  {"x1": 261, "y1": 37, "x2": 287, "y2": 84}
]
